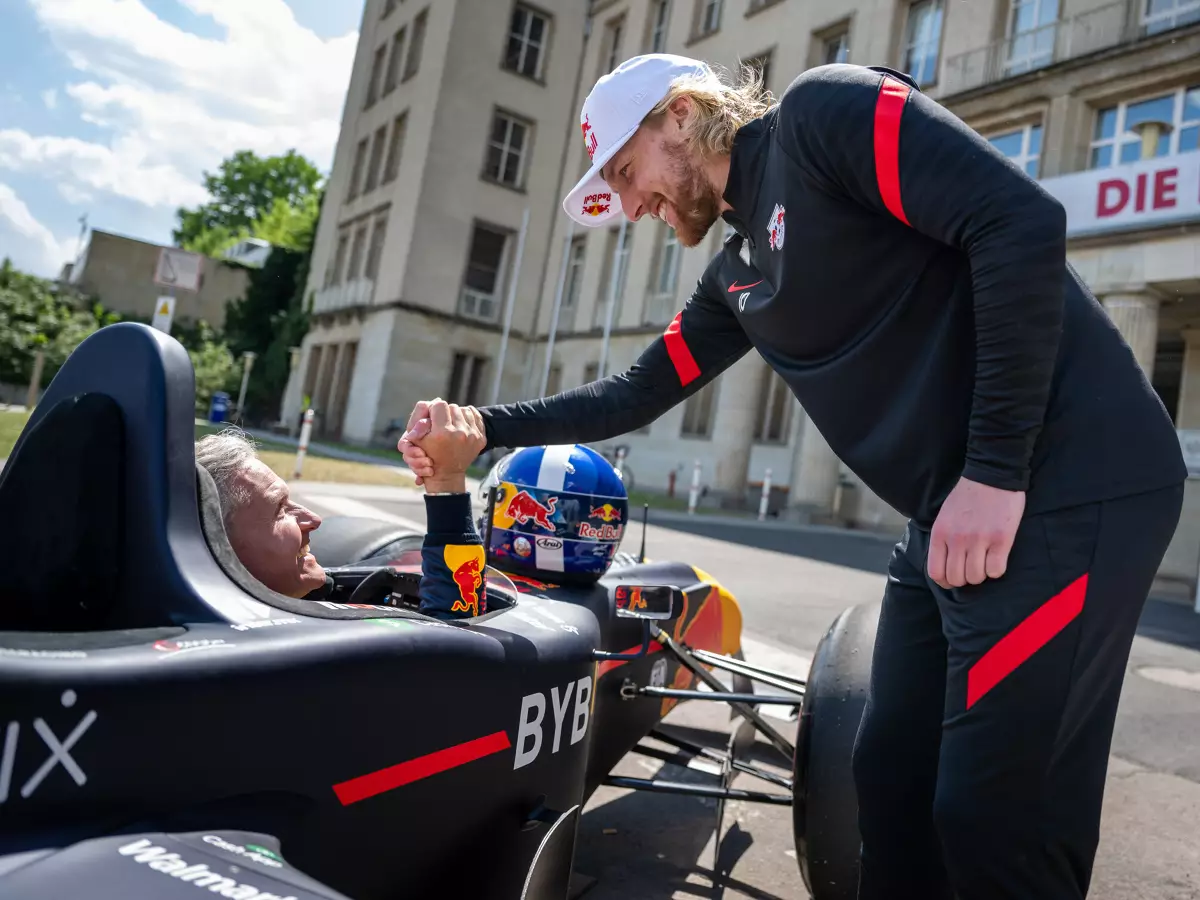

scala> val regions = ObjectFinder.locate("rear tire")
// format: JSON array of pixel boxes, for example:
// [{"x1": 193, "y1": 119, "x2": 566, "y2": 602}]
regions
[{"x1": 792, "y1": 601, "x2": 881, "y2": 900}]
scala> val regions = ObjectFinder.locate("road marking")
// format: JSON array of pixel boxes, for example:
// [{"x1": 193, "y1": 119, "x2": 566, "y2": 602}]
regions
[
  {"x1": 1137, "y1": 666, "x2": 1200, "y2": 693},
  {"x1": 297, "y1": 495, "x2": 424, "y2": 533}
]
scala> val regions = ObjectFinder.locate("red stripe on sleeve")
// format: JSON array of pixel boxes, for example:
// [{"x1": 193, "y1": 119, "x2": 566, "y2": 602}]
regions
[
  {"x1": 663, "y1": 312, "x2": 701, "y2": 387},
  {"x1": 966, "y1": 573, "x2": 1088, "y2": 709},
  {"x1": 332, "y1": 730, "x2": 512, "y2": 805},
  {"x1": 874, "y1": 76, "x2": 911, "y2": 226}
]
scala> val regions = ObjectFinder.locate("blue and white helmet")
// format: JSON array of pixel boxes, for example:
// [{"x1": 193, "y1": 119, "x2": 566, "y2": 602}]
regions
[{"x1": 478, "y1": 444, "x2": 629, "y2": 584}]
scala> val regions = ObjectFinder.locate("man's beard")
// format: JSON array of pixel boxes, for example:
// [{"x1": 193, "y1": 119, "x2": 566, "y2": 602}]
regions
[{"x1": 661, "y1": 139, "x2": 721, "y2": 248}]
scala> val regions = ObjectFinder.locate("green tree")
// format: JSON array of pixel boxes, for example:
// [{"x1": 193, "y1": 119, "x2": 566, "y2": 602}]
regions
[
  {"x1": 251, "y1": 193, "x2": 320, "y2": 253},
  {"x1": 173, "y1": 149, "x2": 322, "y2": 250}
]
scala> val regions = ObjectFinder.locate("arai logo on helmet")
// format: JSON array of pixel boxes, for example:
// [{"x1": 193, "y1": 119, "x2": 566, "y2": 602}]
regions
[
  {"x1": 768, "y1": 203, "x2": 786, "y2": 251},
  {"x1": 536, "y1": 537, "x2": 563, "y2": 551}
]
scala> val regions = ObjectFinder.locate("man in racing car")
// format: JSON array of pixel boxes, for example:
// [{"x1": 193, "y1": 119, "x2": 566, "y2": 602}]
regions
[
  {"x1": 196, "y1": 401, "x2": 487, "y2": 618},
  {"x1": 398, "y1": 55, "x2": 1187, "y2": 900}
]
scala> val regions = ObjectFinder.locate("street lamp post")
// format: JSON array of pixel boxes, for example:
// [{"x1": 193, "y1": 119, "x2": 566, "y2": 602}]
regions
[
  {"x1": 236, "y1": 351, "x2": 257, "y2": 422},
  {"x1": 1128, "y1": 119, "x2": 1174, "y2": 161}
]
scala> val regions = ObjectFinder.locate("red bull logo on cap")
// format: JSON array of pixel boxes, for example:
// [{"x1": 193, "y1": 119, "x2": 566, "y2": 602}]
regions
[
  {"x1": 581, "y1": 192, "x2": 612, "y2": 218},
  {"x1": 443, "y1": 545, "x2": 485, "y2": 617},
  {"x1": 505, "y1": 490, "x2": 558, "y2": 532},
  {"x1": 589, "y1": 503, "x2": 622, "y2": 523},
  {"x1": 581, "y1": 115, "x2": 599, "y2": 161}
]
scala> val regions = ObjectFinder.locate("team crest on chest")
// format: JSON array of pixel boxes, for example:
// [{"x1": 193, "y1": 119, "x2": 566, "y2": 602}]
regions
[{"x1": 768, "y1": 204, "x2": 786, "y2": 251}]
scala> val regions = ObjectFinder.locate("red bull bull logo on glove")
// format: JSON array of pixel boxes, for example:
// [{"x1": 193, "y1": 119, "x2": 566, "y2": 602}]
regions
[
  {"x1": 505, "y1": 490, "x2": 558, "y2": 532},
  {"x1": 443, "y1": 545, "x2": 486, "y2": 617}
]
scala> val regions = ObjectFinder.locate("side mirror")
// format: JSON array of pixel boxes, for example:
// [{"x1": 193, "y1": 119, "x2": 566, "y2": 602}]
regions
[{"x1": 614, "y1": 584, "x2": 675, "y2": 621}]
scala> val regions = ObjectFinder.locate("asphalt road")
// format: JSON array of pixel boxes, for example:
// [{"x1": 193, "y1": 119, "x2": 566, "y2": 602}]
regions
[{"x1": 294, "y1": 482, "x2": 1200, "y2": 900}]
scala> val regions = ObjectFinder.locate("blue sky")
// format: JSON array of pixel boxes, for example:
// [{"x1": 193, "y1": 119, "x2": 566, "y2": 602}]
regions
[{"x1": 0, "y1": 0, "x2": 365, "y2": 277}]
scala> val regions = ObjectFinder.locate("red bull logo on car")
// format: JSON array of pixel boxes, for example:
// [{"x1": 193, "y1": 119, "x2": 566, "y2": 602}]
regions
[
  {"x1": 504, "y1": 490, "x2": 557, "y2": 532},
  {"x1": 443, "y1": 545, "x2": 485, "y2": 617},
  {"x1": 589, "y1": 503, "x2": 622, "y2": 523}
]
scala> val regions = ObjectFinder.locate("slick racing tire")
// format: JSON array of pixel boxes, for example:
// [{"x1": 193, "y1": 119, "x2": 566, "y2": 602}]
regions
[
  {"x1": 305, "y1": 515, "x2": 421, "y2": 568},
  {"x1": 792, "y1": 601, "x2": 881, "y2": 900}
]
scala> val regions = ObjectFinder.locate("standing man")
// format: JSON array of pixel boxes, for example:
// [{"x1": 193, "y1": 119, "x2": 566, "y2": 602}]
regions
[{"x1": 400, "y1": 55, "x2": 1186, "y2": 899}]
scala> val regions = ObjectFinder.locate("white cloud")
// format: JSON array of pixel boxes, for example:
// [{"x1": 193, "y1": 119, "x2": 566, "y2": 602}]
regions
[
  {"x1": 41, "y1": 89, "x2": 58, "y2": 110},
  {"x1": 5, "y1": 0, "x2": 358, "y2": 230},
  {"x1": 0, "y1": 182, "x2": 76, "y2": 276}
]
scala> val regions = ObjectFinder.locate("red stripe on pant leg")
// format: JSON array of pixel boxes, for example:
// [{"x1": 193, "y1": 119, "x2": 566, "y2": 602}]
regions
[
  {"x1": 966, "y1": 573, "x2": 1089, "y2": 709},
  {"x1": 332, "y1": 730, "x2": 512, "y2": 805},
  {"x1": 663, "y1": 313, "x2": 701, "y2": 387},
  {"x1": 874, "y1": 77, "x2": 911, "y2": 226}
]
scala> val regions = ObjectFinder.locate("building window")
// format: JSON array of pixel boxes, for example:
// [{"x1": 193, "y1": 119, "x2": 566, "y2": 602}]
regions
[
  {"x1": 1090, "y1": 85, "x2": 1200, "y2": 168},
  {"x1": 326, "y1": 232, "x2": 350, "y2": 287},
  {"x1": 645, "y1": 224, "x2": 680, "y2": 324},
  {"x1": 742, "y1": 51, "x2": 772, "y2": 91},
  {"x1": 594, "y1": 226, "x2": 631, "y2": 329},
  {"x1": 460, "y1": 223, "x2": 509, "y2": 322},
  {"x1": 696, "y1": 0, "x2": 723, "y2": 37},
  {"x1": 485, "y1": 110, "x2": 532, "y2": 189},
  {"x1": 562, "y1": 236, "x2": 586, "y2": 327},
  {"x1": 604, "y1": 16, "x2": 624, "y2": 73},
  {"x1": 447, "y1": 352, "x2": 488, "y2": 406},
  {"x1": 545, "y1": 364, "x2": 563, "y2": 396},
  {"x1": 384, "y1": 27, "x2": 406, "y2": 95},
  {"x1": 823, "y1": 30, "x2": 850, "y2": 64},
  {"x1": 681, "y1": 381, "x2": 717, "y2": 437},
  {"x1": 347, "y1": 138, "x2": 368, "y2": 200},
  {"x1": 505, "y1": 4, "x2": 549, "y2": 80},
  {"x1": 648, "y1": 0, "x2": 670, "y2": 52},
  {"x1": 383, "y1": 112, "x2": 408, "y2": 183},
  {"x1": 902, "y1": 0, "x2": 943, "y2": 87},
  {"x1": 384, "y1": 0, "x2": 399, "y2": 17},
  {"x1": 346, "y1": 225, "x2": 369, "y2": 281},
  {"x1": 365, "y1": 43, "x2": 387, "y2": 108},
  {"x1": 754, "y1": 368, "x2": 792, "y2": 443},
  {"x1": 582, "y1": 362, "x2": 600, "y2": 385},
  {"x1": 365, "y1": 216, "x2": 388, "y2": 281},
  {"x1": 1006, "y1": 0, "x2": 1058, "y2": 75},
  {"x1": 1143, "y1": 0, "x2": 1200, "y2": 35},
  {"x1": 404, "y1": 8, "x2": 427, "y2": 81},
  {"x1": 987, "y1": 123, "x2": 1042, "y2": 177},
  {"x1": 364, "y1": 125, "x2": 387, "y2": 194}
]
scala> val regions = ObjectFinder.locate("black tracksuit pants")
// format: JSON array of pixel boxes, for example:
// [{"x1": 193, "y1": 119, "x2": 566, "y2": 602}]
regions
[{"x1": 852, "y1": 483, "x2": 1184, "y2": 900}]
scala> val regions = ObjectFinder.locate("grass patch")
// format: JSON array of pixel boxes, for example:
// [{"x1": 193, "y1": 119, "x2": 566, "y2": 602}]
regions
[
  {"x1": 0, "y1": 410, "x2": 31, "y2": 458},
  {"x1": 257, "y1": 451, "x2": 414, "y2": 487}
]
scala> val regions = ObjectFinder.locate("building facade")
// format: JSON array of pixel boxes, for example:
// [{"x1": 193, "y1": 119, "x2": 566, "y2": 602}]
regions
[{"x1": 287, "y1": 0, "x2": 1200, "y2": 592}]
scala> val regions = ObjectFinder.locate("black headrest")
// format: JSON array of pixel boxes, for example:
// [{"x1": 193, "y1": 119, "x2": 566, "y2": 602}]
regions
[{"x1": 0, "y1": 393, "x2": 124, "y2": 630}]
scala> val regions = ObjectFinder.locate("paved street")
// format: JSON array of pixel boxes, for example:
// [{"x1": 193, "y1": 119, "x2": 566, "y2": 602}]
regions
[{"x1": 292, "y1": 481, "x2": 1200, "y2": 900}]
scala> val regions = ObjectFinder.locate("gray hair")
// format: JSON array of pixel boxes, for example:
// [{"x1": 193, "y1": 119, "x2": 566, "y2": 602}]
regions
[{"x1": 195, "y1": 428, "x2": 259, "y2": 528}]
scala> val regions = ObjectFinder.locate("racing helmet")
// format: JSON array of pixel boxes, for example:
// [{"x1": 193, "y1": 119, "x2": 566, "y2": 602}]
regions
[{"x1": 478, "y1": 444, "x2": 629, "y2": 585}]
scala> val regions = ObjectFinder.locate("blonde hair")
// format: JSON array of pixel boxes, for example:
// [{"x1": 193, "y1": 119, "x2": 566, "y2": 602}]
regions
[{"x1": 645, "y1": 62, "x2": 777, "y2": 159}]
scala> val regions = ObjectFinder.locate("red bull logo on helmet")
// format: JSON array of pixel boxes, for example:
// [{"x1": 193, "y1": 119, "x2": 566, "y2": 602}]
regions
[
  {"x1": 578, "y1": 522, "x2": 623, "y2": 541},
  {"x1": 443, "y1": 545, "x2": 485, "y2": 617},
  {"x1": 504, "y1": 490, "x2": 557, "y2": 532},
  {"x1": 589, "y1": 503, "x2": 622, "y2": 523}
]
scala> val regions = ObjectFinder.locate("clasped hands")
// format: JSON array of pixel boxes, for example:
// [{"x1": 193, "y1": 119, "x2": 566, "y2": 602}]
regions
[{"x1": 396, "y1": 399, "x2": 487, "y2": 493}]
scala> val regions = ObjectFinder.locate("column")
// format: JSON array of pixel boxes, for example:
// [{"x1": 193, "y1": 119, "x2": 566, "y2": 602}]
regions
[
  {"x1": 1176, "y1": 327, "x2": 1200, "y2": 429},
  {"x1": 707, "y1": 354, "x2": 761, "y2": 504},
  {"x1": 1103, "y1": 291, "x2": 1161, "y2": 381},
  {"x1": 787, "y1": 404, "x2": 840, "y2": 519}
]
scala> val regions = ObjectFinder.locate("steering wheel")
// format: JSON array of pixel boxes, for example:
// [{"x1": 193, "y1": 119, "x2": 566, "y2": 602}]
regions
[{"x1": 347, "y1": 568, "x2": 402, "y2": 606}]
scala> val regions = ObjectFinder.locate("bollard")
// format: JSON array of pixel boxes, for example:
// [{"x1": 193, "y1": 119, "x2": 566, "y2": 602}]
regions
[
  {"x1": 667, "y1": 469, "x2": 676, "y2": 499},
  {"x1": 758, "y1": 467, "x2": 773, "y2": 521},
  {"x1": 293, "y1": 409, "x2": 314, "y2": 479},
  {"x1": 614, "y1": 446, "x2": 626, "y2": 482},
  {"x1": 687, "y1": 460, "x2": 702, "y2": 515}
]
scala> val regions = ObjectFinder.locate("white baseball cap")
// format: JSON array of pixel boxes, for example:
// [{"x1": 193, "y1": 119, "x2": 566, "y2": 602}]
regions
[{"x1": 564, "y1": 53, "x2": 713, "y2": 228}]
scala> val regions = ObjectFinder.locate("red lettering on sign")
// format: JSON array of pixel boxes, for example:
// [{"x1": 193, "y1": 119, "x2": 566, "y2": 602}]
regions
[
  {"x1": 1154, "y1": 168, "x2": 1178, "y2": 209},
  {"x1": 1135, "y1": 173, "x2": 1148, "y2": 212},
  {"x1": 1097, "y1": 179, "x2": 1129, "y2": 218}
]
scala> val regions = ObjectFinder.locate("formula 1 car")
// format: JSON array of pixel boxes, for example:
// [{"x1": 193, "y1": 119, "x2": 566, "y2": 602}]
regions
[{"x1": 0, "y1": 323, "x2": 881, "y2": 900}]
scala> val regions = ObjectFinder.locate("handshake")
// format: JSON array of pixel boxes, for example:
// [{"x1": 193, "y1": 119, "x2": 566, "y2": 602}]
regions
[{"x1": 396, "y1": 399, "x2": 488, "y2": 493}]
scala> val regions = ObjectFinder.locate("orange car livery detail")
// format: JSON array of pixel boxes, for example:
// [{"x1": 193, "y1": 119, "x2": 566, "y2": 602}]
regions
[{"x1": 443, "y1": 545, "x2": 486, "y2": 617}]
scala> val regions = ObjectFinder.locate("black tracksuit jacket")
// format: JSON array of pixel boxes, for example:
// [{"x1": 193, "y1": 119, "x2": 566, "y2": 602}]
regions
[{"x1": 479, "y1": 64, "x2": 1186, "y2": 526}]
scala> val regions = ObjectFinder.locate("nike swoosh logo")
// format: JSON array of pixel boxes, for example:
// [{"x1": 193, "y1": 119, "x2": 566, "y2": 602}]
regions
[{"x1": 728, "y1": 280, "x2": 762, "y2": 293}]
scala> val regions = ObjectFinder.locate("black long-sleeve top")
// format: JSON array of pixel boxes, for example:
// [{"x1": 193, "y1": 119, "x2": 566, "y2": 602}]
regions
[{"x1": 480, "y1": 64, "x2": 1185, "y2": 526}]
